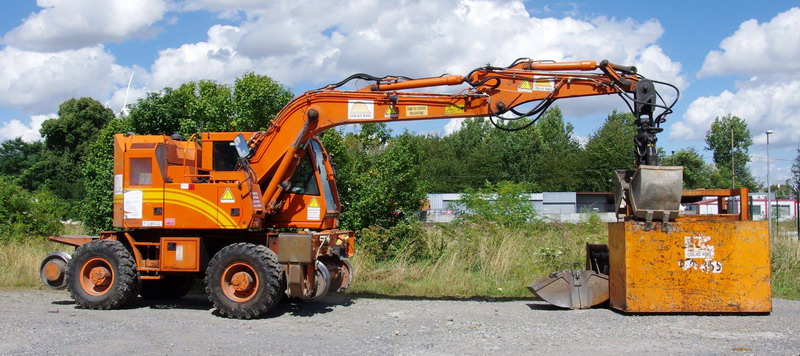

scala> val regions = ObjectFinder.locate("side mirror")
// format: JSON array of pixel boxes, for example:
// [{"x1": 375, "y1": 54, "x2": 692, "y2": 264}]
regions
[{"x1": 233, "y1": 134, "x2": 249, "y2": 159}]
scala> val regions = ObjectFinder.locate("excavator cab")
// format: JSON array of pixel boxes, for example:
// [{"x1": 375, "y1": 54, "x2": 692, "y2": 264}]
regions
[{"x1": 270, "y1": 138, "x2": 341, "y2": 229}]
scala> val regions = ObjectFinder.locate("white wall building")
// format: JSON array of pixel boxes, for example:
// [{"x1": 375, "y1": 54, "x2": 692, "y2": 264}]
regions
[{"x1": 683, "y1": 193, "x2": 797, "y2": 221}]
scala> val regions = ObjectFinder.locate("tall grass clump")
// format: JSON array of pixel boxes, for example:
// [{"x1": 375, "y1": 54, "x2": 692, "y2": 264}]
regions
[
  {"x1": 0, "y1": 178, "x2": 75, "y2": 289},
  {"x1": 349, "y1": 182, "x2": 608, "y2": 298},
  {"x1": 772, "y1": 221, "x2": 800, "y2": 299}
]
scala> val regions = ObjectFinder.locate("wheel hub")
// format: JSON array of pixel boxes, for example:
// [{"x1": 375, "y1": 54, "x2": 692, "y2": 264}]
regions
[
  {"x1": 230, "y1": 271, "x2": 254, "y2": 292},
  {"x1": 42, "y1": 260, "x2": 63, "y2": 282},
  {"x1": 89, "y1": 266, "x2": 112, "y2": 287}
]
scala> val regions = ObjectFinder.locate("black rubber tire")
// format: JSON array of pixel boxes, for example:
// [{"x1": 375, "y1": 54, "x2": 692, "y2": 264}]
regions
[
  {"x1": 204, "y1": 243, "x2": 282, "y2": 319},
  {"x1": 139, "y1": 276, "x2": 195, "y2": 300},
  {"x1": 66, "y1": 239, "x2": 140, "y2": 310}
]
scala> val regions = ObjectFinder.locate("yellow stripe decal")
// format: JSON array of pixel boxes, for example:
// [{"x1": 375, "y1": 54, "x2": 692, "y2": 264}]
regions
[{"x1": 117, "y1": 187, "x2": 241, "y2": 227}]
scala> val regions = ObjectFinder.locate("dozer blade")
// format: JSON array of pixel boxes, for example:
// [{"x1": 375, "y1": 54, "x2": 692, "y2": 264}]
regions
[{"x1": 528, "y1": 270, "x2": 609, "y2": 309}]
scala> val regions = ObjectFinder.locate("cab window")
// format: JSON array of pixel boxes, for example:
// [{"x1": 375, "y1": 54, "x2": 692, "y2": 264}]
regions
[
  {"x1": 289, "y1": 155, "x2": 320, "y2": 195},
  {"x1": 213, "y1": 141, "x2": 239, "y2": 171}
]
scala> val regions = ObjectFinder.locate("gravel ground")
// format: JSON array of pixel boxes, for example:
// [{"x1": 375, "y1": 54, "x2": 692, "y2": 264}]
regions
[{"x1": 0, "y1": 290, "x2": 798, "y2": 355}]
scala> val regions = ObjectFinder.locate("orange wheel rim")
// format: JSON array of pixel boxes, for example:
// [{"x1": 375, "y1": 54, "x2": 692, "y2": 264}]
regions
[
  {"x1": 221, "y1": 262, "x2": 259, "y2": 302},
  {"x1": 79, "y1": 257, "x2": 115, "y2": 296}
]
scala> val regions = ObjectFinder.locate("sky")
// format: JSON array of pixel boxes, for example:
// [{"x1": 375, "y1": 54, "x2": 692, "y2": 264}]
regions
[{"x1": 0, "y1": 0, "x2": 798, "y2": 187}]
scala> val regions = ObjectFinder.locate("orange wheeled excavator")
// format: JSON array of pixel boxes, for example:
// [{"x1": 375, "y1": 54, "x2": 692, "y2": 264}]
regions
[{"x1": 39, "y1": 58, "x2": 677, "y2": 318}]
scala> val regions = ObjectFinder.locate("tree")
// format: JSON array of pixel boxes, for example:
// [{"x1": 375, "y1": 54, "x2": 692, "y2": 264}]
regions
[
  {"x1": 581, "y1": 111, "x2": 637, "y2": 191},
  {"x1": 233, "y1": 72, "x2": 295, "y2": 131},
  {"x1": 81, "y1": 118, "x2": 132, "y2": 233},
  {"x1": 704, "y1": 114, "x2": 756, "y2": 189},
  {"x1": 0, "y1": 177, "x2": 64, "y2": 241},
  {"x1": 40, "y1": 98, "x2": 115, "y2": 157},
  {"x1": 661, "y1": 148, "x2": 714, "y2": 189},
  {"x1": 35, "y1": 98, "x2": 116, "y2": 218},
  {"x1": 0, "y1": 138, "x2": 44, "y2": 189},
  {"x1": 127, "y1": 74, "x2": 294, "y2": 137},
  {"x1": 321, "y1": 126, "x2": 426, "y2": 230},
  {"x1": 532, "y1": 107, "x2": 583, "y2": 191}
]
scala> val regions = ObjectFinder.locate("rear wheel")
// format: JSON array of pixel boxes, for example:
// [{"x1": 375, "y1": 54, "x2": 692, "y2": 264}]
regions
[
  {"x1": 66, "y1": 239, "x2": 140, "y2": 310},
  {"x1": 140, "y1": 276, "x2": 195, "y2": 300},
  {"x1": 205, "y1": 243, "x2": 282, "y2": 319}
]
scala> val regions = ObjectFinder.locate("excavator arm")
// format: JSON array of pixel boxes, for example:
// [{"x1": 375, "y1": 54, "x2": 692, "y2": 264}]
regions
[{"x1": 243, "y1": 58, "x2": 677, "y2": 214}]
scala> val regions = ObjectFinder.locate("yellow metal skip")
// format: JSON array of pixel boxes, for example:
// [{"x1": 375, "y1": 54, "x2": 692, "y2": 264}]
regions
[{"x1": 609, "y1": 220, "x2": 771, "y2": 313}]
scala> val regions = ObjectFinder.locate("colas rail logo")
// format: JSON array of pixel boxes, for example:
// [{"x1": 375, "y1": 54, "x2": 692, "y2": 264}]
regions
[{"x1": 348, "y1": 100, "x2": 374, "y2": 119}]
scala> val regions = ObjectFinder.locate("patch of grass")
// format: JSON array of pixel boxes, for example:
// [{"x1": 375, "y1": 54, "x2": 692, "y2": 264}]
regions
[
  {"x1": 0, "y1": 238, "x2": 72, "y2": 289},
  {"x1": 349, "y1": 217, "x2": 607, "y2": 298},
  {"x1": 772, "y1": 222, "x2": 800, "y2": 300}
]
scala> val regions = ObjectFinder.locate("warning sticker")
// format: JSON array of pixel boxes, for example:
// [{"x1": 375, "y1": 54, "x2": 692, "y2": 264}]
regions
[
  {"x1": 445, "y1": 105, "x2": 465, "y2": 115},
  {"x1": 220, "y1": 188, "x2": 235, "y2": 203},
  {"x1": 307, "y1": 197, "x2": 321, "y2": 220},
  {"x1": 348, "y1": 100, "x2": 374, "y2": 120},
  {"x1": 384, "y1": 105, "x2": 399, "y2": 118},
  {"x1": 405, "y1": 105, "x2": 428, "y2": 117},
  {"x1": 532, "y1": 76, "x2": 555, "y2": 92},
  {"x1": 518, "y1": 80, "x2": 533, "y2": 92}
]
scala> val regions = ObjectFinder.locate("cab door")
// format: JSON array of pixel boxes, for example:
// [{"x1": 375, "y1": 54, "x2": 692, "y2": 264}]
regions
[{"x1": 269, "y1": 138, "x2": 338, "y2": 229}]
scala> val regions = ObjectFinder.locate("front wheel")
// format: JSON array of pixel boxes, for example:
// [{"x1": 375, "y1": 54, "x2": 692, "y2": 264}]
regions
[
  {"x1": 204, "y1": 243, "x2": 282, "y2": 319},
  {"x1": 66, "y1": 239, "x2": 140, "y2": 310}
]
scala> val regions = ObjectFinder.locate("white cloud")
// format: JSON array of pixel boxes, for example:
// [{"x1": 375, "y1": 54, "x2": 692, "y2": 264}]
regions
[
  {"x1": 673, "y1": 8, "x2": 800, "y2": 151},
  {"x1": 0, "y1": 114, "x2": 55, "y2": 142},
  {"x1": 156, "y1": 0, "x2": 685, "y2": 119},
  {"x1": 671, "y1": 79, "x2": 800, "y2": 147},
  {"x1": 699, "y1": 7, "x2": 800, "y2": 78},
  {"x1": 0, "y1": 46, "x2": 132, "y2": 114},
  {"x1": 444, "y1": 118, "x2": 466, "y2": 135},
  {"x1": 2, "y1": 0, "x2": 169, "y2": 51},
  {"x1": 149, "y1": 25, "x2": 253, "y2": 89}
]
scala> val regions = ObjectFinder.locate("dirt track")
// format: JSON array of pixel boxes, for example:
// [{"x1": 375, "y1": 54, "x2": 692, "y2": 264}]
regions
[{"x1": 1, "y1": 290, "x2": 798, "y2": 355}]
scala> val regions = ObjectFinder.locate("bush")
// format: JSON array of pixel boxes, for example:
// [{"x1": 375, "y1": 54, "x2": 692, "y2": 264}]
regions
[
  {"x1": 0, "y1": 178, "x2": 64, "y2": 242},
  {"x1": 355, "y1": 219, "x2": 426, "y2": 263},
  {"x1": 456, "y1": 181, "x2": 538, "y2": 228}
]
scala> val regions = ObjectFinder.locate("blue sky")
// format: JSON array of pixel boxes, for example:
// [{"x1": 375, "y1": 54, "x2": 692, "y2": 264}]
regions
[{"x1": 0, "y1": 0, "x2": 798, "y2": 187}]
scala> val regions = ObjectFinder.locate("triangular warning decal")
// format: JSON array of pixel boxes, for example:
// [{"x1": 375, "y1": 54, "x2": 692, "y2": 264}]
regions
[
  {"x1": 221, "y1": 188, "x2": 235, "y2": 203},
  {"x1": 518, "y1": 80, "x2": 532, "y2": 91},
  {"x1": 309, "y1": 197, "x2": 320, "y2": 208},
  {"x1": 385, "y1": 105, "x2": 398, "y2": 118}
]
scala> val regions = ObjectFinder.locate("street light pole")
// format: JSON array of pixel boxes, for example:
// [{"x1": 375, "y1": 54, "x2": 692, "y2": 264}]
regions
[
  {"x1": 766, "y1": 130, "x2": 773, "y2": 238},
  {"x1": 732, "y1": 127, "x2": 735, "y2": 189}
]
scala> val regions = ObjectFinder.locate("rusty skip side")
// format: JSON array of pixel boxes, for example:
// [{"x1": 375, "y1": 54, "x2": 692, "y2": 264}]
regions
[{"x1": 609, "y1": 220, "x2": 771, "y2": 313}]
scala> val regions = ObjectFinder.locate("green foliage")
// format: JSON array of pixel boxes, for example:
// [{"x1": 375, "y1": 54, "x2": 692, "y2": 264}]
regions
[
  {"x1": 35, "y1": 98, "x2": 115, "y2": 218},
  {"x1": 356, "y1": 220, "x2": 427, "y2": 263},
  {"x1": 532, "y1": 107, "x2": 584, "y2": 191},
  {"x1": 581, "y1": 110, "x2": 637, "y2": 191},
  {"x1": 128, "y1": 74, "x2": 293, "y2": 137},
  {"x1": 40, "y1": 98, "x2": 115, "y2": 156},
  {"x1": 328, "y1": 125, "x2": 426, "y2": 230},
  {"x1": 704, "y1": 114, "x2": 756, "y2": 189},
  {"x1": 80, "y1": 118, "x2": 132, "y2": 233},
  {"x1": 457, "y1": 181, "x2": 537, "y2": 227},
  {"x1": 233, "y1": 72, "x2": 295, "y2": 130},
  {"x1": 0, "y1": 178, "x2": 64, "y2": 242},
  {"x1": 0, "y1": 138, "x2": 45, "y2": 191},
  {"x1": 662, "y1": 147, "x2": 715, "y2": 189}
]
